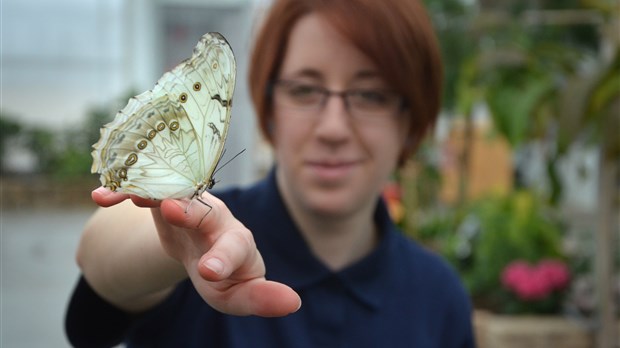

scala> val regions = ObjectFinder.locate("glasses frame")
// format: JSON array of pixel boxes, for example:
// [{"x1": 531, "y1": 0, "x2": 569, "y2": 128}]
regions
[{"x1": 269, "y1": 79, "x2": 407, "y2": 120}]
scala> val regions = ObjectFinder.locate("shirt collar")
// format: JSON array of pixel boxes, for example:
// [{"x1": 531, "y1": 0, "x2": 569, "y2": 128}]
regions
[{"x1": 249, "y1": 169, "x2": 399, "y2": 310}]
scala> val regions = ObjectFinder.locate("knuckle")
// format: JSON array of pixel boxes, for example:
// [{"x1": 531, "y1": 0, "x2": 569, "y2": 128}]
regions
[
  {"x1": 209, "y1": 198, "x2": 227, "y2": 214},
  {"x1": 229, "y1": 228, "x2": 256, "y2": 251}
]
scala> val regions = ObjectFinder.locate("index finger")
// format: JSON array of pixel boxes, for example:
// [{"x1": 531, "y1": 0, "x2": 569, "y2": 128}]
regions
[
  {"x1": 91, "y1": 187, "x2": 130, "y2": 207},
  {"x1": 91, "y1": 187, "x2": 161, "y2": 208},
  {"x1": 160, "y1": 192, "x2": 230, "y2": 232}
]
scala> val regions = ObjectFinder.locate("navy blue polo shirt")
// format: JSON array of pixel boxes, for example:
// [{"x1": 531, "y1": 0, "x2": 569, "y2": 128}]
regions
[{"x1": 66, "y1": 171, "x2": 475, "y2": 348}]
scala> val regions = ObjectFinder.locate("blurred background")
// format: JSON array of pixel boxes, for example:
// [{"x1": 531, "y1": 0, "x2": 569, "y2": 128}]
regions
[{"x1": 1, "y1": 0, "x2": 618, "y2": 347}]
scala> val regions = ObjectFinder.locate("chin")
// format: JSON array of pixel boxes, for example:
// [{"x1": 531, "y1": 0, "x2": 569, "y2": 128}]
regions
[{"x1": 302, "y1": 189, "x2": 366, "y2": 218}]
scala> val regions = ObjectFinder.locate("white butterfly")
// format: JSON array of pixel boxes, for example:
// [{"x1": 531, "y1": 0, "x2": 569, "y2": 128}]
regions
[{"x1": 91, "y1": 32, "x2": 236, "y2": 200}]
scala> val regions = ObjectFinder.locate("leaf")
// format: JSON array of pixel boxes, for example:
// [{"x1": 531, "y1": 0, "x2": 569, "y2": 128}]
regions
[
  {"x1": 585, "y1": 48, "x2": 620, "y2": 123},
  {"x1": 486, "y1": 71, "x2": 553, "y2": 147}
]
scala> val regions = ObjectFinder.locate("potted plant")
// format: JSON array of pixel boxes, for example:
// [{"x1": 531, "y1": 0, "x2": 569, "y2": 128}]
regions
[{"x1": 410, "y1": 190, "x2": 594, "y2": 347}]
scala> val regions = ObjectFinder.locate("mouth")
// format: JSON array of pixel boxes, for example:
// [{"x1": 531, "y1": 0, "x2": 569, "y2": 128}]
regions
[{"x1": 304, "y1": 159, "x2": 360, "y2": 181}]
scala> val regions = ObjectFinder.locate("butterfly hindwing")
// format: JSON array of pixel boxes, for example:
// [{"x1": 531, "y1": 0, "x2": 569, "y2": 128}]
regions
[{"x1": 91, "y1": 32, "x2": 236, "y2": 199}]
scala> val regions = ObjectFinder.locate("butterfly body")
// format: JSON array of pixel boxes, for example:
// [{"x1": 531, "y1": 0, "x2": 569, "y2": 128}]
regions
[{"x1": 91, "y1": 32, "x2": 236, "y2": 200}]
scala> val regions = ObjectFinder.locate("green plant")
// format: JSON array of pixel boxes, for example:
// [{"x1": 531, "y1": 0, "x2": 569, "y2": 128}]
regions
[
  {"x1": 414, "y1": 190, "x2": 569, "y2": 314},
  {"x1": 0, "y1": 115, "x2": 22, "y2": 172},
  {"x1": 29, "y1": 129, "x2": 57, "y2": 172}
]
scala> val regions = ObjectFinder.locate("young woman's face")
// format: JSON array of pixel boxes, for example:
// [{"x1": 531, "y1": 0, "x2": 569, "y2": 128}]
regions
[{"x1": 272, "y1": 13, "x2": 409, "y2": 219}]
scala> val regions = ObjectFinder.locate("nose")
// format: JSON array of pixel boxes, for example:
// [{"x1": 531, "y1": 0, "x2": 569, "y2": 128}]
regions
[{"x1": 314, "y1": 93, "x2": 352, "y2": 145}]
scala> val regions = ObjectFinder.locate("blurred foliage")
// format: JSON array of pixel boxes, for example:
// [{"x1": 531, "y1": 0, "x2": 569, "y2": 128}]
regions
[
  {"x1": 21, "y1": 107, "x2": 112, "y2": 180},
  {"x1": 1, "y1": 91, "x2": 135, "y2": 180},
  {"x1": 424, "y1": 0, "x2": 619, "y2": 207},
  {"x1": 24, "y1": 127, "x2": 57, "y2": 174},
  {"x1": 388, "y1": 0, "x2": 620, "y2": 322},
  {"x1": 407, "y1": 0, "x2": 619, "y2": 317},
  {"x1": 584, "y1": 47, "x2": 620, "y2": 158},
  {"x1": 0, "y1": 115, "x2": 22, "y2": 172},
  {"x1": 414, "y1": 190, "x2": 568, "y2": 314},
  {"x1": 399, "y1": 144, "x2": 443, "y2": 212},
  {"x1": 423, "y1": 0, "x2": 477, "y2": 111}
]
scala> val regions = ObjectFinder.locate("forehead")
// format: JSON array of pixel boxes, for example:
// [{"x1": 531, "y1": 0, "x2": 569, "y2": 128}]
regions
[{"x1": 279, "y1": 13, "x2": 382, "y2": 84}]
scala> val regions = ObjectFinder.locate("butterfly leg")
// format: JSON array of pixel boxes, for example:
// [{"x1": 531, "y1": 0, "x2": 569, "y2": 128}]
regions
[
  {"x1": 186, "y1": 190, "x2": 213, "y2": 228},
  {"x1": 195, "y1": 196, "x2": 213, "y2": 228}
]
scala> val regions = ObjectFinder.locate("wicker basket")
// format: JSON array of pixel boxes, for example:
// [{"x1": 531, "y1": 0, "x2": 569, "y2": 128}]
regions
[{"x1": 474, "y1": 310, "x2": 595, "y2": 348}]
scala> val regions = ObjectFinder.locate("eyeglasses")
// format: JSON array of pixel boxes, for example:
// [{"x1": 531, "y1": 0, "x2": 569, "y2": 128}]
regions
[{"x1": 271, "y1": 79, "x2": 406, "y2": 120}]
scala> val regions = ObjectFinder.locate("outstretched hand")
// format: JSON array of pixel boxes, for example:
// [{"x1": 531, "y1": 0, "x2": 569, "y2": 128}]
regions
[
  {"x1": 91, "y1": 187, "x2": 301, "y2": 317},
  {"x1": 92, "y1": 187, "x2": 162, "y2": 208}
]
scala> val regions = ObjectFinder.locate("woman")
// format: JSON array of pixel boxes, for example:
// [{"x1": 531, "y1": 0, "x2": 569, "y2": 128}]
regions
[{"x1": 66, "y1": 0, "x2": 475, "y2": 346}]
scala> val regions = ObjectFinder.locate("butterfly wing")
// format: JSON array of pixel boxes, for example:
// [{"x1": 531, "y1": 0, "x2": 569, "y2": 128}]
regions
[{"x1": 91, "y1": 32, "x2": 236, "y2": 199}]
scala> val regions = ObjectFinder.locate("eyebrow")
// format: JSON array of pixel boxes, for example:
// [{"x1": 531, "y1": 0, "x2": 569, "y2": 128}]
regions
[
  {"x1": 289, "y1": 69, "x2": 322, "y2": 80},
  {"x1": 354, "y1": 70, "x2": 381, "y2": 80},
  {"x1": 285, "y1": 68, "x2": 382, "y2": 82}
]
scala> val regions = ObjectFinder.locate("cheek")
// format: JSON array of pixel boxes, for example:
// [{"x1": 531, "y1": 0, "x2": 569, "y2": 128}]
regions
[
  {"x1": 270, "y1": 112, "x2": 287, "y2": 148},
  {"x1": 378, "y1": 118, "x2": 411, "y2": 166},
  {"x1": 271, "y1": 113, "x2": 305, "y2": 160},
  {"x1": 377, "y1": 140, "x2": 403, "y2": 174},
  {"x1": 363, "y1": 123, "x2": 407, "y2": 162}
]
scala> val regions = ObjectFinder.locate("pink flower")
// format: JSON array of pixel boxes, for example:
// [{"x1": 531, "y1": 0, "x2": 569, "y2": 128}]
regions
[
  {"x1": 501, "y1": 261, "x2": 531, "y2": 289},
  {"x1": 501, "y1": 259, "x2": 570, "y2": 301},
  {"x1": 538, "y1": 259, "x2": 570, "y2": 290},
  {"x1": 513, "y1": 268, "x2": 551, "y2": 300}
]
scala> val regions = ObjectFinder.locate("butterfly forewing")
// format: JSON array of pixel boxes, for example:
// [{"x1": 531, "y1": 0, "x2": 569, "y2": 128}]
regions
[{"x1": 91, "y1": 32, "x2": 236, "y2": 199}]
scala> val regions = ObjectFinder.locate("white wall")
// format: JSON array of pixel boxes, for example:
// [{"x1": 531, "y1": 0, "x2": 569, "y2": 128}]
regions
[
  {"x1": 2, "y1": 0, "x2": 126, "y2": 128},
  {"x1": 1, "y1": 0, "x2": 265, "y2": 186}
]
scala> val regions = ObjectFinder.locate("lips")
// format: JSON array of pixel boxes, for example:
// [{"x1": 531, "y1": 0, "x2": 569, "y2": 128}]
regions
[{"x1": 305, "y1": 159, "x2": 360, "y2": 182}]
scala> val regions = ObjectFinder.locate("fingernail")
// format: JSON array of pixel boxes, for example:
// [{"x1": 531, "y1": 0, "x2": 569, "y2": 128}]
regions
[{"x1": 204, "y1": 258, "x2": 224, "y2": 275}]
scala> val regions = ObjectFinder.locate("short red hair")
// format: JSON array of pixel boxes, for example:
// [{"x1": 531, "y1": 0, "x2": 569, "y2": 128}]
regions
[{"x1": 248, "y1": 0, "x2": 442, "y2": 163}]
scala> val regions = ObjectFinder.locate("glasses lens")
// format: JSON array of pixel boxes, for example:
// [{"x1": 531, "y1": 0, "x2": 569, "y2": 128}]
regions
[
  {"x1": 347, "y1": 89, "x2": 402, "y2": 119},
  {"x1": 275, "y1": 81, "x2": 324, "y2": 109},
  {"x1": 273, "y1": 80, "x2": 403, "y2": 119}
]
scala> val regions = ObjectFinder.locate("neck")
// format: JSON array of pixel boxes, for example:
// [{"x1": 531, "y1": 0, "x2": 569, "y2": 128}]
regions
[
  {"x1": 276, "y1": 174, "x2": 379, "y2": 271},
  {"x1": 298, "y1": 213, "x2": 378, "y2": 271}
]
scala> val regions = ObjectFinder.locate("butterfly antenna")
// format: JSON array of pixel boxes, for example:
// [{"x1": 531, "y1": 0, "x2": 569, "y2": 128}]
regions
[
  {"x1": 190, "y1": 149, "x2": 245, "y2": 228},
  {"x1": 213, "y1": 148, "x2": 246, "y2": 175},
  {"x1": 218, "y1": 148, "x2": 227, "y2": 164}
]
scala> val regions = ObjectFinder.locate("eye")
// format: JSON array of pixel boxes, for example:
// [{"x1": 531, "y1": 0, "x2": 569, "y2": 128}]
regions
[
  {"x1": 350, "y1": 89, "x2": 391, "y2": 106},
  {"x1": 288, "y1": 83, "x2": 318, "y2": 96},
  {"x1": 283, "y1": 82, "x2": 323, "y2": 104}
]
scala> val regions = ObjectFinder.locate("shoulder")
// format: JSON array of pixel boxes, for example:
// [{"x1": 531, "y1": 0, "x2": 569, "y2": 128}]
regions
[
  {"x1": 397, "y1": 235, "x2": 456, "y2": 280},
  {"x1": 390, "y1": 233, "x2": 475, "y2": 346},
  {"x1": 374, "y1": 199, "x2": 471, "y2": 307}
]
